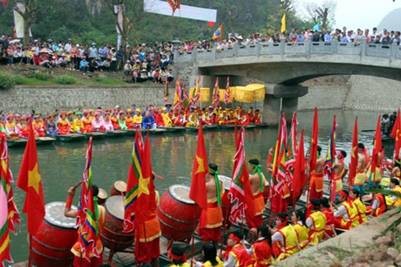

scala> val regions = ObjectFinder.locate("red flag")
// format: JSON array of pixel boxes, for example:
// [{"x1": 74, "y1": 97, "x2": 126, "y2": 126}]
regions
[
  {"x1": 212, "y1": 78, "x2": 220, "y2": 109},
  {"x1": 189, "y1": 125, "x2": 208, "y2": 209},
  {"x1": 168, "y1": 0, "x2": 180, "y2": 13},
  {"x1": 309, "y1": 108, "x2": 319, "y2": 172},
  {"x1": 391, "y1": 110, "x2": 401, "y2": 161},
  {"x1": 0, "y1": 134, "x2": 20, "y2": 233},
  {"x1": 16, "y1": 120, "x2": 45, "y2": 235},
  {"x1": 272, "y1": 115, "x2": 287, "y2": 179},
  {"x1": 325, "y1": 115, "x2": 337, "y2": 202},
  {"x1": 224, "y1": 77, "x2": 232, "y2": 104},
  {"x1": 348, "y1": 118, "x2": 359, "y2": 187},
  {"x1": 292, "y1": 130, "x2": 305, "y2": 204},
  {"x1": 369, "y1": 115, "x2": 382, "y2": 182},
  {"x1": 289, "y1": 112, "x2": 298, "y2": 157},
  {"x1": 228, "y1": 128, "x2": 256, "y2": 227},
  {"x1": 124, "y1": 130, "x2": 145, "y2": 232}
]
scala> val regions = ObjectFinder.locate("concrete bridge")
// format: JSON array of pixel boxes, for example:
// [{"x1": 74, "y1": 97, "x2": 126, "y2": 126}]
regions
[{"x1": 174, "y1": 41, "x2": 401, "y2": 123}]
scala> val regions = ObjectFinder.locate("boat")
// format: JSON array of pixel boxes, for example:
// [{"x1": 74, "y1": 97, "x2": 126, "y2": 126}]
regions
[
  {"x1": 7, "y1": 138, "x2": 27, "y2": 148},
  {"x1": 56, "y1": 133, "x2": 86, "y2": 142},
  {"x1": 36, "y1": 136, "x2": 56, "y2": 145},
  {"x1": 84, "y1": 132, "x2": 106, "y2": 139},
  {"x1": 219, "y1": 124, "x2": 237, "y2": 130},
  {"x1": 105, "y1": 130, "x2": 128, "y2": 138},
  {"x1": 147, "y1": 128, "x2": 167, "y2": 135},
  {"x1": 204, "y1": 125, "x2": 219, "y2": 131},
  {"x1": 159, "y1": 126, "x2": 187, "y2": 133}
]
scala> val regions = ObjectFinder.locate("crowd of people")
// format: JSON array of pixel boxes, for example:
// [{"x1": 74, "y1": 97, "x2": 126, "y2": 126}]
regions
[
  {"x1": 0, "y1": 105, "x2": 262, "y2": 138},
  {"x1": 0, "y1": 36, "x2": 175, "y2": 83}
]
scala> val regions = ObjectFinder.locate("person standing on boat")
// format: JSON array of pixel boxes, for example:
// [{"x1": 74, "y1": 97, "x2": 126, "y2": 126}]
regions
[
  {"x1": 248, "y1": 159, "x2": 268, "y2": 229},
  {"x1": 198, "y1": 163, "x2": 224, "y2": 243},
  {"x1": 64, "y1": 184, "x2": 106, "y2": 267},
  {"x1": 309, "y1": 146, "x2": 325, "y2": 200},
  {"x1": 354, "y1": 143, "x2": 369, "y2": 192}
]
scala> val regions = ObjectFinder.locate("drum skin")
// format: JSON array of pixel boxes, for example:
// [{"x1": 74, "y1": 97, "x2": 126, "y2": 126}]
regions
[
  {"x1": 30, "y1": 202, "x2": 77, "y2": 267},
  {"x1": 157, "y1": 185, "x2": 200, "y2": 241},
  {"x1": 101, "y1": 196, "x2": 134, "y2": 251}
]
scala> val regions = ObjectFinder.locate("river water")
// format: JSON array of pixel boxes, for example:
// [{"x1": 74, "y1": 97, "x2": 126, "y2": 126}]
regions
[{"x1": 7, "y1": 110, "x2": 389, "y2": 263}]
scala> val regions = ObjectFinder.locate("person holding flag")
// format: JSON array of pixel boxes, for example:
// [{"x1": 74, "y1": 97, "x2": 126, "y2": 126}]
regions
[
  {"x1": 248, "y1": 159, "x2": 268, "y2": 229},
  {"x1": 124, "y1": 131, "x2": 161, "y2": 266},
  {"x1": 189, "y1": 125, "x2": 223, "y2": 243},
  {"x1": 64, "y1": 138, "x2": 105, "y2": 267}
]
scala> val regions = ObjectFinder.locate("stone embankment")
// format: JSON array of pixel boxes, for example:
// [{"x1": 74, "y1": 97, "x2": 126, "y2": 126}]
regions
[{"x1": 0, "y1": 84, "x2": 168, "y2": 114}]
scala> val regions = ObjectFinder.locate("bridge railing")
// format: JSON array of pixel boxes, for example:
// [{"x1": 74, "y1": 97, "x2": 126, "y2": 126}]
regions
[{"x1": 176, "y1": 41, "x2": 401, "y2": 64}]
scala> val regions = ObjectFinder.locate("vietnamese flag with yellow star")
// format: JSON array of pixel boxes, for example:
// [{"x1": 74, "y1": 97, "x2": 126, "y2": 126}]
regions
[
  {"x1": 17, "y1": 120, "x2": 45, "y2": 235},
  {"x1": 189, "y1": 124, "x2": 208, "y2": 209}
]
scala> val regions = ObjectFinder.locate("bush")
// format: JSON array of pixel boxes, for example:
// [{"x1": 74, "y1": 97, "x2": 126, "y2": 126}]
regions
[
  {"x1": 0, "y1": 73, "x2": 15, "y2": 90},
  {"x1": 54, "y1": 75, "x2": 77, "y2": 85},
  {"x1": 13, "y1": 75, "x2": 30, "y2": 85},
  {"x1": 28, "y1": 71, "x2": 51, "y2": 81}
]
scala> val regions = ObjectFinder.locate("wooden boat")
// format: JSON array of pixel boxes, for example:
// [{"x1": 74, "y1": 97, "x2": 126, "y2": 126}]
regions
[
  {"x1": 7, "y1": 138, "x2": 27, "y2": 148},
  {"x1": 159, "y1": 126, "x2": 186, "y2": 133},
  {"x1": 219, "y1": 124, "x2": 237, "y2": 130},
  {"x1": 84, "y1": 132, "x2": 106, "y2": 139},
  {"x1": 185, "y1": 126, "x2": 198, "y2": 132},
  {"x1": 203, "y1": 125, "x2": 219, "y2": 131},
  {"x1": 56, "y1": 133, "x2": 86, "y2": 142},
  {"x1": 104, "y1": 130, "x2": 128, "y2": 138},
  {"x1": 36, "y1": 136, "x2": 56, "y2": 145},
  {"x1": 147, "y1": 128, "x2": 167, "y2": 135}
]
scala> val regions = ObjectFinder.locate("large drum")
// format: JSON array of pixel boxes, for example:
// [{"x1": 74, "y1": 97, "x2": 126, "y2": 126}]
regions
[
  {"x1": 101, "y1": 195, "x2": 134, "y2": 252},
  {"x1": 110, "y1": 180, "x2": 127, "y2": 196},
  {"x1": 158, "y1": 185, "x2": 200, "y2": 241},
  {"x1": 30, "y1": 202, "x2": 78, "y2": 267}
]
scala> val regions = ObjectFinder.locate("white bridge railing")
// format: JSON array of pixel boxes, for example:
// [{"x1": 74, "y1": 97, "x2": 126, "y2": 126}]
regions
[{"x1": 175, "y1": 41, "x2": 401, "y2": 64}]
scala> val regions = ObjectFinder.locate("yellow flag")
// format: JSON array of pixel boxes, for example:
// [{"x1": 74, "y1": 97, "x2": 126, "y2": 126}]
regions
[{"x1": 280, "y1": 13, "x2": 286, "y2": 33}]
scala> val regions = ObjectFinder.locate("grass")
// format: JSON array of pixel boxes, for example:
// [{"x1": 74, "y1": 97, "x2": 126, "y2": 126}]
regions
[{"x1": 0, "y1": 65, "x2": 133, "y2": 88}]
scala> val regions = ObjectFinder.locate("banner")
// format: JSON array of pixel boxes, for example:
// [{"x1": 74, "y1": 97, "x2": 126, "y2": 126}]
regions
[{"x1": 144, "y1": 0, "x2": 217, "y2": 23}]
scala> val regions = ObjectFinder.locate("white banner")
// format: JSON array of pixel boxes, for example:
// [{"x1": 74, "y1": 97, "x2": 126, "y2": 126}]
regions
[{"x1": 144, "y1": 0, "x2": 217, "y2": 22}]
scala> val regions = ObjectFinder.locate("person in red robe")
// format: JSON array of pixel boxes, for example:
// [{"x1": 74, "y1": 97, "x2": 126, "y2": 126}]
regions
[{"x1": 252, "y1": 225, "x2": 272, "y2": 267}]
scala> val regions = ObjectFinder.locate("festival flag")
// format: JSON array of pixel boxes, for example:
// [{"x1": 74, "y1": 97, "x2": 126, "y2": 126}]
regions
[
  {"x1": 190, "y1": 77, "x2": 201, "y2": 107},
  {"x1": 212, "y1": 24, "x2": 223, "y2": 41},
  {"x1": 325, "y1": 115, "x2": 337, "y2": 202},
  {"x1": 271, "y1": 114, "x2": 287, "y2": 180},
  {"x1": 280, "y1": 13, "x2": 286, "y2": 33},
  {"x1": 289, "y1": 112, "x2": 298, "y2": 157},
  {"x1": 0, "y1": 135, "x2": 20, "y2": 233},
  {"x1": 0, "y1": 178, "x2": 11, "y2": 266},
  {"x1": 167, "y1": 0, "x2": 180, "y2": 13},
  {"x1": 348, "y1": 118, "x2": 359, "y2": 187},
  {"x1": 0, "y1": 0, "x2": 8, "y2": 7},
  {"x1": 173, "y1": 80, "x2": 184, "y2": 111},
  {"x1": 369, "y1": 115, "x2": 382, "y2": 183},
  {"x1": 292, "y1": 130, "x2": 306, "y2": 205},
  {"x1": 134, "y1": 134, "x2": 157, "y2": 224},
  {"x1": 17, "y1": 120, "x2": 45, "y2": 236},
  {"x1": 189, "y1": 125, "x2": 208, "y2": 209},
  {"x1": 77, "y1": 137, "x2": 102, "y2": 261},
  {"x1": 309, "y1": 108, "x2": 319, "y2": 172},
  {"x1": 391, "y1": 110, "x2": 401, "y2": 162},
  {"x1": 224, "y1": 76, "x2": 232, "y2": 104},
  {"x1": 212, "y1": 78, "x2": 220, "y2": 109},
  {"x1": 228, "y1": 128, "x2": 256, "y2": 227}
]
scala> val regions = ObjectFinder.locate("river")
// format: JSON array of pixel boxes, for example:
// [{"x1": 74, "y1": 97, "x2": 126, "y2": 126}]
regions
[{"x1": 6, "y1": 109, "x2": 389, "y2": 263}]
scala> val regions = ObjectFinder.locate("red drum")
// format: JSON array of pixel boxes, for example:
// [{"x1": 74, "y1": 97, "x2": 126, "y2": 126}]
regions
[
  {"x1": 101, "y1": 195, "x2": 134, "y2": 252},
  {"x1": 30, "y1": 202, "x2": 78, "y2": 267},
  {"x1": 110, "y1": 180, "x2": 127, "y2": 196},
  {"x1": 158, "y1": 185, "x2": 200, "y2": 241},
  {"x1": 219, "y1": 175, "x2": 232, "y2": 225}
]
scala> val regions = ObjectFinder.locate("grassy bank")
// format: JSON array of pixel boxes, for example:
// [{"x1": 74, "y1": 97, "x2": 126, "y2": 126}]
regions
[{"x1": 0, "y1": 65, "x2": 132, "y2": 88}]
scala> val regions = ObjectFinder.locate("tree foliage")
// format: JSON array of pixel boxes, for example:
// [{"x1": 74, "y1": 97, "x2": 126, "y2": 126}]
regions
[{"x1": 0, "y1": 0, "x2": 309, "y2": 45}]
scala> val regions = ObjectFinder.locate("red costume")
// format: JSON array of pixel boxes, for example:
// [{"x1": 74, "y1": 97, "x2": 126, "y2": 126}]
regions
[{"x1": 253, "y1": 238, "x2": 272, "y2": 267}]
